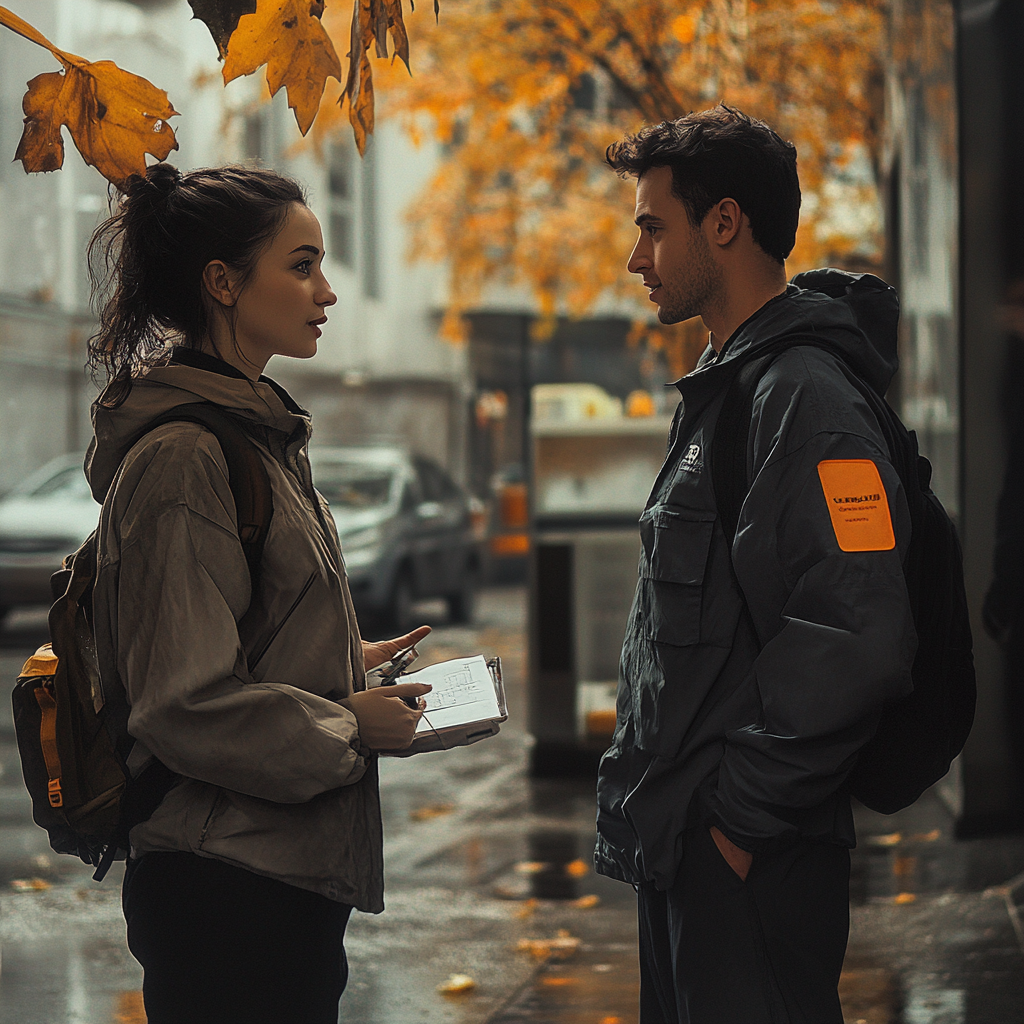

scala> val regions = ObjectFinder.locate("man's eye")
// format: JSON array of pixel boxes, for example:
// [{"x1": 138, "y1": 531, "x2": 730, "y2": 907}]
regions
[{"x1": 646, "y1": 225, "x2": 659, "y2": 236}]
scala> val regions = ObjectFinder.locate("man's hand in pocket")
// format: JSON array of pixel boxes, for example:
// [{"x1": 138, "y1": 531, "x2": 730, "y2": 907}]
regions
[{"x1": 710, "y1": 826, "x2": 753, "y2": 881}]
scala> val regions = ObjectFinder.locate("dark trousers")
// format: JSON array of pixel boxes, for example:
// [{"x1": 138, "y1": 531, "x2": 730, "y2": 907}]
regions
[
  {"x1": 123, "y1": 852, "x2": 353, "y2": 1024},
  {"x1": 638, "y1": 824, "x2": 850, "y2": 1024}
]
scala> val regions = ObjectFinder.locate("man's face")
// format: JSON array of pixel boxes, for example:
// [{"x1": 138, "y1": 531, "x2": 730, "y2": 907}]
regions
[{"x1": 627, "y1": 165, "x2": 721, "y2": 325}]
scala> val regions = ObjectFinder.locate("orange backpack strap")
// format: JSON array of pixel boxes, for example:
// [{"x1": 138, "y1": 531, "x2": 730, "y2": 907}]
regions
[{"x1": 33, "y1": 684, "x2": 63, "y2": 808}]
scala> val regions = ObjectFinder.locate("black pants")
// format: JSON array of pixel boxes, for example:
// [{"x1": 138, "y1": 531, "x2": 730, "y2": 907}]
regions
[
  {"x1": 123, "y1": 852, "x2": 353, "y2": 1024},
  {"x1": 638, "y1": 824, "x2": 850, "y2": 1024}
]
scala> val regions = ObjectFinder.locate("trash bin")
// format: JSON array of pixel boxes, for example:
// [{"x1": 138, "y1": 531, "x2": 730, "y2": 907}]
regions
[{"x1": 527, "y1": 398, "x2": 673, "y2": 775}]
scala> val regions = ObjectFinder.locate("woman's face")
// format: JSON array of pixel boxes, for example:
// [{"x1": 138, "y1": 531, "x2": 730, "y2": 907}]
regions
[{"x1": 229, "y1": 203, "x2": 337, "y2": 371}]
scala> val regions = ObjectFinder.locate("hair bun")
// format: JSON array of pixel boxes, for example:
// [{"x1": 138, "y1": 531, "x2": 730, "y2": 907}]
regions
[{"x1": 146, "y1": 162, "x2": 181, "y2": 196}]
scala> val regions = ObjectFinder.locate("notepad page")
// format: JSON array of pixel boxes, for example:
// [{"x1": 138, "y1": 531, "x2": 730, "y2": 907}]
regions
[{"x1": 407, "y1": 655, "x2": 501, "y2": 732}]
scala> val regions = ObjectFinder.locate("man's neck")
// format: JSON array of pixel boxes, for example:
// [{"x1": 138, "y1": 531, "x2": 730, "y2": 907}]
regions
[{"x1": 706, "y1": 266, "x2": 789, "y2": 351}]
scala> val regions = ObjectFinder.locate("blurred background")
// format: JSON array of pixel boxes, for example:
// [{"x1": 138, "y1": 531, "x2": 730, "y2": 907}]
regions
[{"x1": 2, "y1": 1, "x2": 1024, "y2": 1021}]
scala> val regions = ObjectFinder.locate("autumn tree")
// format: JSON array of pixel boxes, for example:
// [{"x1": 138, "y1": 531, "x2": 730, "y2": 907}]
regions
[
  {"x1": 376, "y1": 0, "x2": 888, "y2": 372},
  {"x1": 0, "y1": 0, "x2": 414, "y2": 182}
]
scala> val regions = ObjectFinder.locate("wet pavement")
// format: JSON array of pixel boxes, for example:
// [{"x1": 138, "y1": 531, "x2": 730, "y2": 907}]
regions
[{"x1": 2, "y1": 588, "x2": 1024, "y2": 1022}]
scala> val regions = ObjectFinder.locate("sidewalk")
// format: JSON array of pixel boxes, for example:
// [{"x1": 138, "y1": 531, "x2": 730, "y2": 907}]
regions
[{"x1": 481, "y1": 787, "x2": 1024, "y2": 1024}]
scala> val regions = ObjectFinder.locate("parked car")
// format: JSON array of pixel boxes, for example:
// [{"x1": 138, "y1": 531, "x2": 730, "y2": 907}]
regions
[
  {"x1": 0, "y1": 446, "x2": 484, "y2": 632},
  {"x1": 309, "y1": 446, "x2": 485, "y2": 629},
  {"x1": 0, "y1": 455, "x2": 99, "y2": 622}
]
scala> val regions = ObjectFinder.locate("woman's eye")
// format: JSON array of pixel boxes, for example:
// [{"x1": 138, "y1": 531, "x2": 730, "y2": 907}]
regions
[{"x1": 295, "y1": 259, "x2": 312, "y2": 275}]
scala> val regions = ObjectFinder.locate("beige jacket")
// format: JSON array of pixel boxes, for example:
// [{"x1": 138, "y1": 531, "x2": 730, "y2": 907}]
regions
[{"x1": 87, "y1": 354, "x2": 382, "y2": 912}]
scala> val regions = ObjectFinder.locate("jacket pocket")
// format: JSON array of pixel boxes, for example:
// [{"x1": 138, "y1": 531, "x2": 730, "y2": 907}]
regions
[{"x1": 639, "y1": 506, "x2": 715, "y2": 647}]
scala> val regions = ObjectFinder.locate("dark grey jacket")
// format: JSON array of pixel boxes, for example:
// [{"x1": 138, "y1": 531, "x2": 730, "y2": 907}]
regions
[{"x1": 595, "y1": 270, "x2": 918, "y2": 890}]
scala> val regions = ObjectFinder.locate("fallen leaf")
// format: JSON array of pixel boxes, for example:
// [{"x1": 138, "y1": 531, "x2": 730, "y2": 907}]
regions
[
  {"x1": 572, "y1": 894, "x2": 600, "y2": 909},
  {"x1": 541, "y1": 976, "x2": 577, "y2": 987},
  {"x1": 437, "y1": 973, "x2": 475, "y2": 994},
  {"x1": 514, "y1": 860, "x2": 547, "y2": 875},
  {"x1": 514, "y1": 897, "x2": 538, "y2": 919},
  {"x1": 223, "y1": 0, "x2": 342, "y2": 135},
  {"x1": 601, "y1": 1018, "x2": 624, "y2": 1024},
  {"x1": 866, "y1": 832, "x2": 902, "y2": 847},
  {"x1": 189, "y1": 0, "x2": 257, "y2": 58},
  {"x1": 11, "y1": 877, "x2": 51, "y2": 891},
  {"x1": 893, "y1": 892, "x2": 916, "y2": 904},
  {"x1": 0, "y1": 5, "x2": 178, "y2": 184},
  {"x1": 516, "y1": 928, "x2": 581, "y2": 961},
  {"x1": 410, "y1": 802, "x2": 455, "y2": 821},
  {"x1": 565, "y1": 858, "x2": 590, "y2": 877}
]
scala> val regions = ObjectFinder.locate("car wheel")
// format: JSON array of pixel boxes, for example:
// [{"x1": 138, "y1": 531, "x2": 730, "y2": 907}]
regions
[
  {"x1": 389, "y1": 571, "x2": 416, "y2": 633},
  {"x1": 448, "y1": 577, "x2": 477, "y2": 624}
]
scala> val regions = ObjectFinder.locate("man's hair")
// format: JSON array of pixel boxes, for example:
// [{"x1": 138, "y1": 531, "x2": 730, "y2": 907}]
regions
[{"x1": 606, "y1": 105, "x2": 800, "y2": 264}]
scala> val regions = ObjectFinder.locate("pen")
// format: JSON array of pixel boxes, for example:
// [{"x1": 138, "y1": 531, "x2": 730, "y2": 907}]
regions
[{"x1": 378, "y1": 645, "x2": 421, "y2": 709}]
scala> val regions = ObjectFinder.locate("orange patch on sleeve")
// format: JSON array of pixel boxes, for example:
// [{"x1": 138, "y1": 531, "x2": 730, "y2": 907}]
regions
[{"x1": 817, "y1": 460, "x2": 896, "y2": 552}]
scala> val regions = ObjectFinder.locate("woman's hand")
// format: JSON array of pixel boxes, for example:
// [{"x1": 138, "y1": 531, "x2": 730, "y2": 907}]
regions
[
  {"x1": 345, "y1": 682, "x2": 432, "y2": 750},
  {"x1": 362, "y1": 625, "x2": 432, "y2": 671}
]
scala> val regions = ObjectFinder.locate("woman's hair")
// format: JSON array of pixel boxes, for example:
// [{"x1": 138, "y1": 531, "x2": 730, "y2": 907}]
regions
[{"x1": 88, "y1": 163, "x2": 306, "y2": 406}]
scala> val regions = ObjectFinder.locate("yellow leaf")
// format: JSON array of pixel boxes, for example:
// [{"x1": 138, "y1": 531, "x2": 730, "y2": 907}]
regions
[
  {"x1": 437, "y1": 973, "x2": 476, "y2": 994},
  {"x1": 672, "y1": 14, "x2": 696, "y2": 45},
  {"x1": 1, "y1": 5, "x2": 178, "y2": 185},
  {"x1": 223, "y1": 0, "x2": 342, "y2": 135}
]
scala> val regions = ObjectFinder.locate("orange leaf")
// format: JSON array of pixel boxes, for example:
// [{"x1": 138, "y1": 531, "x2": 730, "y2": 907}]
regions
[
  {"x1": 340, "y1": 0, "x2": 376, "y2": 153},
  {"x1": 1, "y1": 6, "x2": 178, "y2": 185},
  {"x1": 189, "y1": 0, "x2": 258, "y2": 60},
  {"x1": 223, "y1": 0, "x2": 343, "y2": 136}
]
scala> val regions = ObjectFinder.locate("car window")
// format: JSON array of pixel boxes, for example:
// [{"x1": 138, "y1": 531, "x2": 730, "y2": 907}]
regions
[
  {"x1": 415, "y1": 459, "x2": 461, "y2": 502},
  {"x1": 29, "y1": 467, "x2": 93, "y2": 501},
  {"x1": 400, "y1": 478, "x2": 420, "y2": 512},
  {"x1": 312, "y1": 462, "x2": 396, "y2": 509}
]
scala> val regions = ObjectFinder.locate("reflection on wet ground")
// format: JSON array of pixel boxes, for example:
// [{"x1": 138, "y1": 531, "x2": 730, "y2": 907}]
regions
[{"x1": 3, "y1": 594, "x2": 1024, "y2": 1022}]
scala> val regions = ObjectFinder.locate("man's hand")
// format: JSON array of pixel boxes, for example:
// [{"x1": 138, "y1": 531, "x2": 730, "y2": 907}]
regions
[
  {"x1": 345, "y1": 682, "x2": 432, "y2": 750},
  {"x1": 710, "y1": 826, "x2": 753, "y2": 881},
  {"x1": 362, "y1": 625, "x2": 432, "y2": 671}
]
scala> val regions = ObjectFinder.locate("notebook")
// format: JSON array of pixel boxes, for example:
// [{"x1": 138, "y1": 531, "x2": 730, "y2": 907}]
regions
[{"x1": 379, "y1": 655, "x2": 507, "y2": 756}]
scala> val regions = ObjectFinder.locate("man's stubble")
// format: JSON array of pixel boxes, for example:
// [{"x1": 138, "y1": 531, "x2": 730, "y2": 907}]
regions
[{"x1": 656, "y1": 226, "x2": 724, "y2": 327}]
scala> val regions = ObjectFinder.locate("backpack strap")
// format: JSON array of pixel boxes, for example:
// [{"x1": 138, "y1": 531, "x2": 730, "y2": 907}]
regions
[{"x1": 136, "y1": 404, "x2": 274, "y2": 591}]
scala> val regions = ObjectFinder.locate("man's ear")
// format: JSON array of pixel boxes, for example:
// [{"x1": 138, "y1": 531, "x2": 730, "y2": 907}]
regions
[
  {"x1": 202, "y1": 260, "x2": 237, "y2": 307},
  {"x1": 707, "y1": 198, "x2": 743, "y2": 248}
]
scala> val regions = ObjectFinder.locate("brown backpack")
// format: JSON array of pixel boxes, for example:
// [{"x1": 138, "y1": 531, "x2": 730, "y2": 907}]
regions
[{"x1": 12, "y1": 405, "x2": 273, "y2": 880}]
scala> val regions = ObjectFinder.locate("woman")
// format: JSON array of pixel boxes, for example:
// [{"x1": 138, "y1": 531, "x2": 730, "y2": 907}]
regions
[{"x1": 85, "y1": 162, "x2": 430, "y2": 1023}]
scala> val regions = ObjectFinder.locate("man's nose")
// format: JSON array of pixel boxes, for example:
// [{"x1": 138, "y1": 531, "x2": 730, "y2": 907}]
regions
[{"x1": 627, "y1": 235, "x2": 649, "y2": 276}]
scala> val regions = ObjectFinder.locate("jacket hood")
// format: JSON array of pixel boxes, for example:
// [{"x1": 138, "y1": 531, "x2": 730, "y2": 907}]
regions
[
  {"x1": 697, "y1": 269, "x2": 900, "y2": 396},
  {"x1": 86, "y1": 360, "x2": 311, "y2": 503}
]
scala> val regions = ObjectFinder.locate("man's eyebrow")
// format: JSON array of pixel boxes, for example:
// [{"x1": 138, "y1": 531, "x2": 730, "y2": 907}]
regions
[
  {"x1": 288, "y1": 244, "x2": 321, "y2": 255},
  {"x1": 634, "y1": 213, "x2": 663, "y2": 227}
]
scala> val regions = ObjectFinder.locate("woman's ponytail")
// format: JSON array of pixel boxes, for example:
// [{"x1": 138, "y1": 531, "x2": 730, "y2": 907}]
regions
[{"x1": 87, "y1": 162, "x2": 305, "y2": 407}]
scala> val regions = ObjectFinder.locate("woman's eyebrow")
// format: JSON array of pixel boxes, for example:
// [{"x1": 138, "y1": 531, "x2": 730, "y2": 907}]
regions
[{"x1": 288, "y1": 244, "x2": 321, "y2": 255}]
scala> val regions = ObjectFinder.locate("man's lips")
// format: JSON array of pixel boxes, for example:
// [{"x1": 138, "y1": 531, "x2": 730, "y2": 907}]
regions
[{"x1": 644, "y1": 283, "x2": 662, "y2": 302}]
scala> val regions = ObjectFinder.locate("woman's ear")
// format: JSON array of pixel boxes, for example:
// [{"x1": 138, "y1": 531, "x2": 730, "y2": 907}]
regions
[{"x1": 202, "y1": 260, "x2": 237, "y2": 307}]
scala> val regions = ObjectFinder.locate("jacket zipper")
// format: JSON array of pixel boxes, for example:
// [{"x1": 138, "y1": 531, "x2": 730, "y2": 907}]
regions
[
  {"x1": 198, "y1": 790, "x2": 226, "y2": 848},
  {"x1": 248, "y1": 570, "x2": 317, "y2": 674}
]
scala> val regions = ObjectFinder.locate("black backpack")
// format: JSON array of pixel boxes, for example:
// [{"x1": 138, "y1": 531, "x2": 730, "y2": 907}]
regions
[
  {"x1": 12, "y1": 404, "x2": 273, "y2": 879},
  {"x1": 711, "y1": 339, "x2": 976, "y2": 814}
]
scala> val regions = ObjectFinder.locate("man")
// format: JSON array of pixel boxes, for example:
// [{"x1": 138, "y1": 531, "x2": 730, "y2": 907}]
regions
[{"x1": 595, "y1": 106, "x2": 917, "y2": 1023}]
